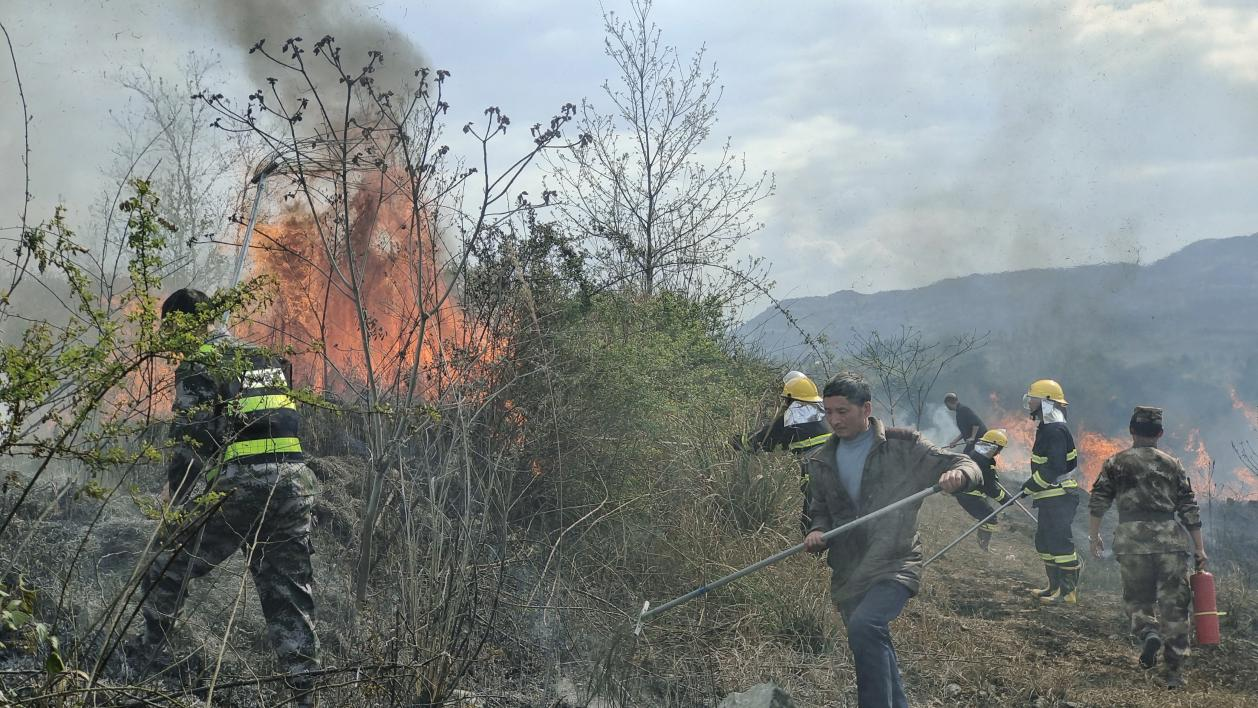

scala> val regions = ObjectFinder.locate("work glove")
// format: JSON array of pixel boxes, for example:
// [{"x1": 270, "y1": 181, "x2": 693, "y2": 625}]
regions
[{"x1": 1194, "y1": 549, "x2": 1209, "y2": 570}]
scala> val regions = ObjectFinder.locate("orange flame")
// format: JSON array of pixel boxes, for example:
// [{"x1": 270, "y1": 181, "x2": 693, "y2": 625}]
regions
[
  {"x1": 1233, "y1": 467, "x2": 1258, "y2": 501},
  {"x1": 245, "y1": 174, "x2": 500, "y2": 400},
  {"x1": 985, "y1": 393, "x2": 1165, "y2": 491},
  {"x1": 986, "y1": 392, "x2": 1037, "y2": 473},
  {"x1": 1074, "y1": 428, "x2": 1128, "y2": 489},
  {"x1": 1184, "y1": 428, "x2": 1213, "y2": 473},
  {"x1": 1231, "y1": 387, "x2": 1258, "y2": 430}
]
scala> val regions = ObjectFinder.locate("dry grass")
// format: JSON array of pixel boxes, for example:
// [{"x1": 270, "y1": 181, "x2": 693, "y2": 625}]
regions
[{"x1": 603, "y1": 467, "x2": 1258, "y2": 707}]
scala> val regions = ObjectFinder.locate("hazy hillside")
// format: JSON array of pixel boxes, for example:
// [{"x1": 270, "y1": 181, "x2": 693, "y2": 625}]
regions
[{"x1": 741, "y1": 233, "x2": 1258, "y2": 493}]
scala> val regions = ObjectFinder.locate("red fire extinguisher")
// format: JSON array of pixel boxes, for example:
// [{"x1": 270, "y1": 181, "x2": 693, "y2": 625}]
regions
[{"x1": 1191, "y1": 570, "x2": 1222, "y2": 645}]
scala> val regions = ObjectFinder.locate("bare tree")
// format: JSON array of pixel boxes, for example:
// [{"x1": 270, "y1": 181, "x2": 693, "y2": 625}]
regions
[
  {"x1": 548, "y1": 0, "x2": 772, "y2": 302},
  {"x1": 196, "y1": 34, "x2": 578, "y2": 704},
  {"x1": 109, "y1": 53, "x2": 249, "y2": 288},
  {"x1": 847, "y1": 326, "x2": 987, "y2": 428}
]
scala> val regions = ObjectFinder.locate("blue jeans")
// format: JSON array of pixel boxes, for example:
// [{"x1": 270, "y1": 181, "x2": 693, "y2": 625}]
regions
[{"x1": 839, "y1": 580, "x2": 911, "y2": 708}]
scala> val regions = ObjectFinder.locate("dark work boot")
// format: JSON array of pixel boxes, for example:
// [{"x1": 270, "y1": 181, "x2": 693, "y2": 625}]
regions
[
  {"x1": 1166, "y1": 670, "x2": 1184, "y2": 689},
  {"x1": 976, "y1": 529, "x2": 992, "y2": 553},
  {"x1": 1051, "y1": 567, "x2": 1079, "y2": 604},
  {"x1": 1031, "y1": 565, "x2": 1059, "y2": 599},
  {"x1": 1140, "y1": 633, "x2": 1163, "y2": 669},
  {"x1": 122, "y1": 634, "x2": 173, "y2": 680}
]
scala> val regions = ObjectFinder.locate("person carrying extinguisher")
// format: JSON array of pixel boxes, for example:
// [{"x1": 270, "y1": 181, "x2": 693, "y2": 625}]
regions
[{"x1": 1088, "y1": 406, "x2": 1208, "y2": 689}]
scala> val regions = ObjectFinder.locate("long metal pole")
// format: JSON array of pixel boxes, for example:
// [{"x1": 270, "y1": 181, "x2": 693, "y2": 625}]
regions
[
  {"x1": 634, "y1": 484, "x2": 943, "y2": 634},
  {"x1": 997, "y1": 480, "x2": 1036, "y2": 521},
  {"x1": 924, "y1": 490, "x2": 1029, "y2": 567},
  {"x1": 222, "y1": 160, "x2": 279, "y2": 330}
]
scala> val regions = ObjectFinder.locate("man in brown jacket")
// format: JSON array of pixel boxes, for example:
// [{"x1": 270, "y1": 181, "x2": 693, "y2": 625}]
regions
[{"x1": 803, "y1": 372, "x2": 981, "y2": 708}]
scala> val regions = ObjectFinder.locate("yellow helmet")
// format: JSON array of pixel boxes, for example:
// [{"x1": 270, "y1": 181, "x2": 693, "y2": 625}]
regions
[
  {"x1": 782, "y1": 375, "x2": 822, "y2": 403},
  {"x1": 1026, "y1": 379, "x2": 1068, "y2": 405},
  {"x1": 979, "y1": 428, "x2": 1008, "y2": 448}
]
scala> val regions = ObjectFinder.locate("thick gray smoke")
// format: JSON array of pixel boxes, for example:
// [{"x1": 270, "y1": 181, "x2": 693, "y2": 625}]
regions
[{"x1": 202, "y1": 0, "x2": 430, "y2": 105}]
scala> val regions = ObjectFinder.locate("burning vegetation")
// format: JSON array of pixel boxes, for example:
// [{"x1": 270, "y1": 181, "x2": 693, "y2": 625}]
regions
[
  {"x1": 247, "y1": 175, "x2": 497, "y2": 400},
  {"x1": 7, "y1": 5, "x2": 1258, "y2": 708}
]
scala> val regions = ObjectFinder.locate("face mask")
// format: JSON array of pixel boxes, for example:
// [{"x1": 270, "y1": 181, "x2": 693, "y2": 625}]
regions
[{"x1": 974, "y1": 441, "x2": 998, "y2": 457}]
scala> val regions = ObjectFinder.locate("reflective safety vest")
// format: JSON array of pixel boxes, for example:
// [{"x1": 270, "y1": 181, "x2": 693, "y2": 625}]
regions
[
  {"x1": 1027, "y1": 421, "x2": 1078, "y2": 500},
  {"x1": 209, "y1": 343, "x2": 304, "y2": 467},
  {"x1": 788, "y1": 428, "x2": 832, "y2": 453}
]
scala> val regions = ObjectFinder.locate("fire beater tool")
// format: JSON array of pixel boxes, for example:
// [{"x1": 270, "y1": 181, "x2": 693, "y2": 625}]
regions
[
  {"x1": 634, "y1": 484, "x2": 943, "y2": 635},
  {"x1": 923, "y1": 490, "x2": 1029, "y2": 567},
  {"x1": 996, "y1": 480, "x2": 1037, "y2": 521},
  {"x1": 222, "y1": 156, "x2": 281, "y2": 329}
]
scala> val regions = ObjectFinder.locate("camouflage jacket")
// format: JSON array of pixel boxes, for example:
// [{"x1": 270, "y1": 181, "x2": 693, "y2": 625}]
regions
[
  {"x1": 1089, "y1": 445, "x2": 1202, "y2": 555},
  {"x1": 803, "y1": 417, "x2": 981, "y2": 604},
  {"x1": 166, "y1": 332, "x2": 234, "y2": 497},
  {"x1": 166, "y1": 332, "x2": 302, "y2": 495}
]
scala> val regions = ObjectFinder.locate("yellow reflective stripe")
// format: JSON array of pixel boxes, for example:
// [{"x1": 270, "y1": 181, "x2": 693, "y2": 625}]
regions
[
  {"x1": 1031, "y1": 487, "x2": 1067, "y2": 500},
  {"x1": 1059, "y1": 479, "x2": 1079, "y2": 489},
  {"x1": 223, "y1": 437, "x2": 302, "y2": 461},
  {"x1": 232, "y1": 394, "x2": 297, "y2": 414},
  {"x1": 1032, "y1": 470, "x2": 1051, "y2": 488},
  {"x1": 789, "y1": 433, "x2": 832, "y2": 450},
  {"x1": 1052, "y1": 552, "x2": 1079, "y2": 564},
  {"x1": 1030, "y1": 453, "x2": 1048, "y2": 464},
  {"x1": 980, "y1": 523, "x2": 997, "y2": 531},
  {"x1": 1066, "y1": 449, "x2": 1078, "y2": 461},
  {"x1": 965, "y1": 489, "x2": 987, "y2": 497},
  {"x1": 1039, "y1": 553, "x2": 1055, "y2": 562}
]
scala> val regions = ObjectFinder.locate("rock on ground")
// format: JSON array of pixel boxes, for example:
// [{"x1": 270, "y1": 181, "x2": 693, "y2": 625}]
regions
[{"x1": 718, "y1": 683, "x2": 796, "y2": 708}]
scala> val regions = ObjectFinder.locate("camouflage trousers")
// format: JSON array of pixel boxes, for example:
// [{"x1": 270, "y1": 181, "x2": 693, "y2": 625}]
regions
[
  {"x1": 1117, "y1": 552, "x2": 1191, "y2": 669},
  {"x1": 142, "y1": 461, "x2": 321, "y2": 686}
]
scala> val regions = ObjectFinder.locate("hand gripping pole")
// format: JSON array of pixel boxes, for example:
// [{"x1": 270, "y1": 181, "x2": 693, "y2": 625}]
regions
[{"x1": 634, "y1": 484, "x2": 943, "y2": 635}]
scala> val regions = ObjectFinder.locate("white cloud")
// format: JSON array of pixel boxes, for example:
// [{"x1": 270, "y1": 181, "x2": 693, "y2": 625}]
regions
[
  {"x1": 3, "y1": 0, "x2": 1257, "y2": 316},
  {"x1": 1068, "y1": 0, "x2": 1258, "y2": 83}
]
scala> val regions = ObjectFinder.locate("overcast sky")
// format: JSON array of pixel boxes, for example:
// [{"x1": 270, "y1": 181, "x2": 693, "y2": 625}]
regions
[{"x1": 3, "y1": 0, "x2": 1257, "y2": 307}]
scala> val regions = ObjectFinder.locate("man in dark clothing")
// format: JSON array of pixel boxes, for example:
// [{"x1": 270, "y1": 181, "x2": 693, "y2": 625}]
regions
[
  {"x1": 733, "y1": 371, "x2": 831, "y2": 530},
  {"x1": 128, "y1": 288, "x2": 321, "y2": 707},
  {"x1": 1089, "y1": 406, "x2": 1207, "y2": 689},
  {"x1": 944, "y1": 393, "x2": 987, "y2": 455},
  {"x1": 955, "y1": 428, "x2": 1013, "y2": 551},
  {"x1": 1020, "y1": 379, "x2": 1081, "y2": 605},
  {"x1": 803, "y1": 372, "x2": 981, "y2": 708}
]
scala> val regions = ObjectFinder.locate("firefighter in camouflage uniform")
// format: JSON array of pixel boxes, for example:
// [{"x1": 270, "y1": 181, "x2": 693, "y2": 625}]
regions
[
  {"x1": 1089, "y1": 406, "x2": 1208, "y2": 689},
  {"x1": 128, "y1": 288, "x2": 321, "y2": 707}
]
